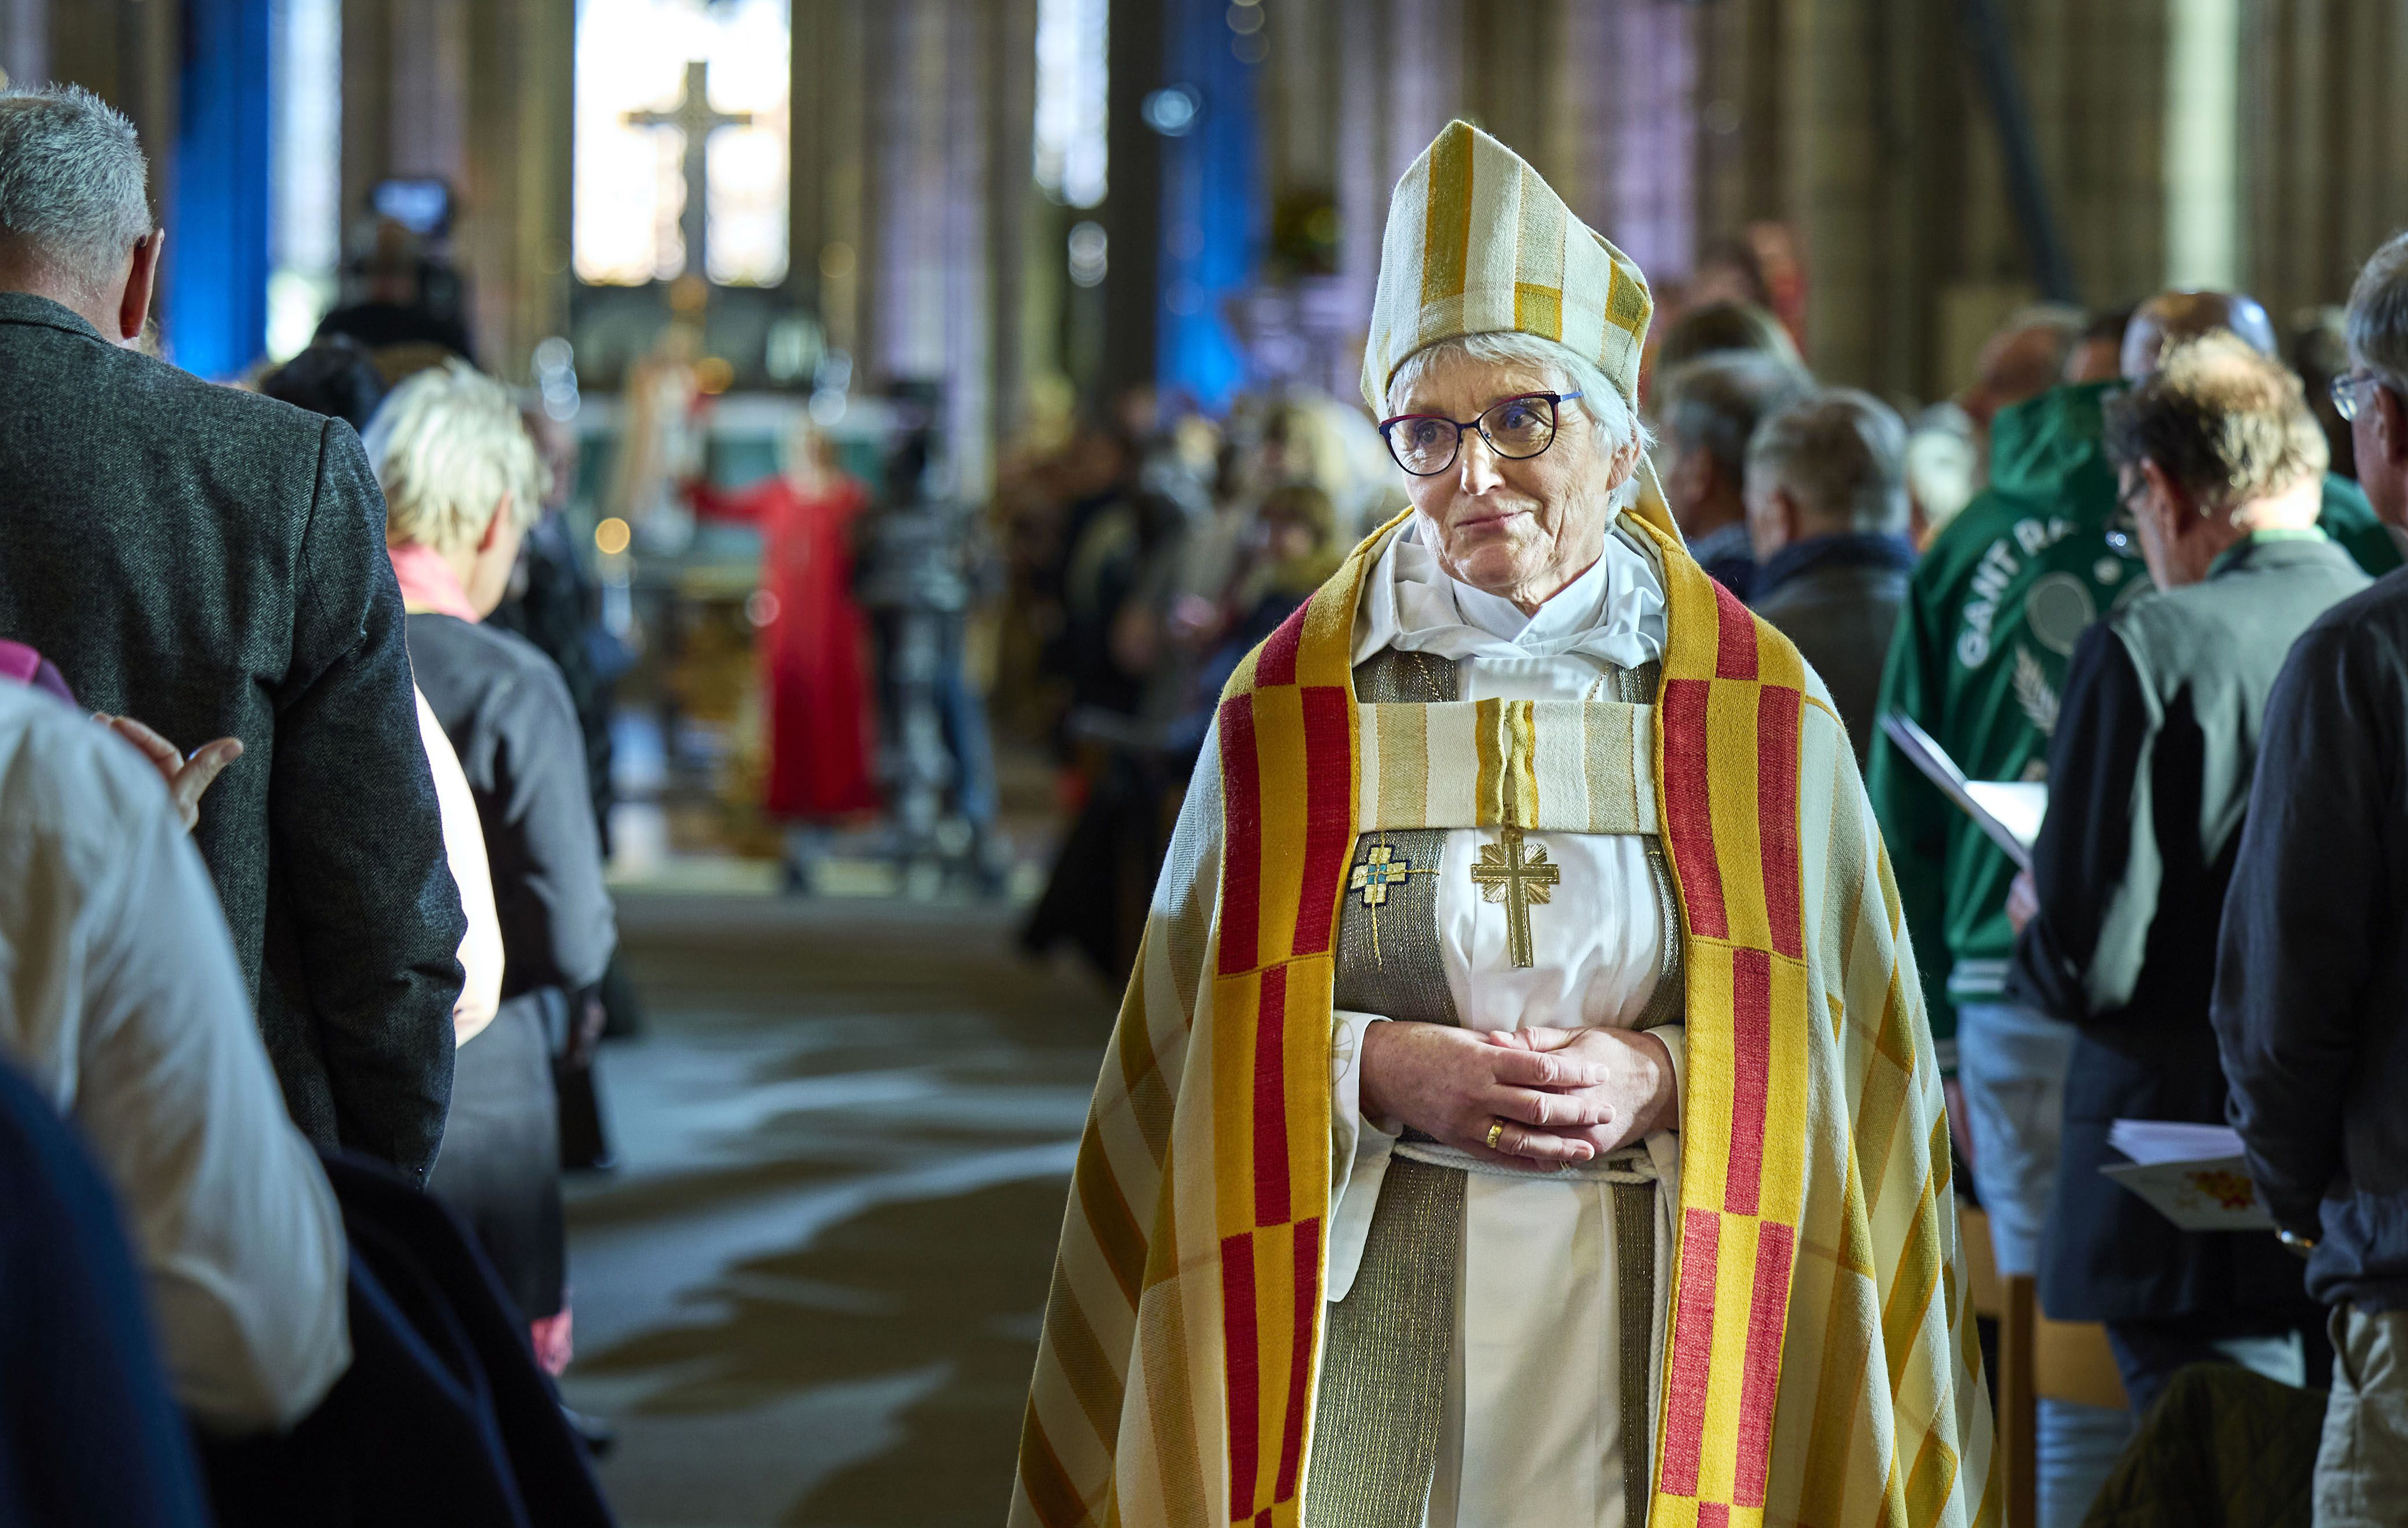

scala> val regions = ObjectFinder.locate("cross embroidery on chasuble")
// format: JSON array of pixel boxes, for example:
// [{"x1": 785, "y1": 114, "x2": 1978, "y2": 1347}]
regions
[
  {"x1": 1347, "y1": 837, "x2": 1438, "y2": 965},
  {"x1": 1469, "y1": 825, "x2": 1558, "y2": 967}
]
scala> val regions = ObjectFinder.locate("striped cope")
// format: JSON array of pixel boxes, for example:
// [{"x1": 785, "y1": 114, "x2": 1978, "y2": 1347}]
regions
[{"x1": 1009, "y1": 510, "x2": 1997, "y2": 1528}]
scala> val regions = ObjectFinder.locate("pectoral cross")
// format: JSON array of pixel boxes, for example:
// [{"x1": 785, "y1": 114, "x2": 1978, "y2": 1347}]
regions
[
  {"x1": 1349, "y1": 839, "x2": 1435, "y2": 966},
  {"x1": 626, "y1": 59, "x2": 753, "y2": 282},
  {"x1": 1470, "y1": 826, "x2": 1559, "y2": 968}
]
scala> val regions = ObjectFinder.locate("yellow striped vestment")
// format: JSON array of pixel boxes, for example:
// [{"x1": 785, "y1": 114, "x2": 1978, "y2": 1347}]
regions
[{"x1": 1011, "y1": 509, "x2": 1996, "y2": 1528}]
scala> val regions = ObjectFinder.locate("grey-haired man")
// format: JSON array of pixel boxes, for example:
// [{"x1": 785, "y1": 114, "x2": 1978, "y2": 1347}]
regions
[
  {"x1": 1743, "y1": 386, "x2": 1920, "y2": 767},
  {"x1": 2215, "y1": 231, "x2": 2408, "y2": 1528},
  {"x1": 0, "y1": 85, "x2": 464, "y2": 1182}
]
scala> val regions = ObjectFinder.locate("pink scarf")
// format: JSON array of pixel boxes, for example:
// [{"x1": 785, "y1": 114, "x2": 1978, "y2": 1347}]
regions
[{"x1": 388, "y1": 543, "x2": 481, "y2": 622}]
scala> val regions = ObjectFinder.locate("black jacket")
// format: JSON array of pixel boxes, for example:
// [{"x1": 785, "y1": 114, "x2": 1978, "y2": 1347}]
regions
[
  {"x1": 0, "y1": 295, "x2": 464, "y2": 1181},
  {"x1": 2213, "y1": 568, "x2": 2408, "y2": 1312},
  {"x1": 1748, "y1": 530, "x2": 1916, "y2": 769},
  {"x1": 405, "y1": 614, "x2": 614, "y2": 1321},
  {"x1": 1685, "y1": 520, "x2": 1757, "y2": 602},
  {"x1": 2008, "y1": 533, "x2": 2369, "y2": 1322},
  {"x1": 405, "y1": 614, "x2": 616, "y2": 1008},
  {"x1": 198, "y1": 1152, "x2": 616, "y2": 1528}
]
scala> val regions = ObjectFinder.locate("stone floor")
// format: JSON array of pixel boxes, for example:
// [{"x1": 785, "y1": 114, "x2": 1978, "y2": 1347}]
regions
[{"x1": 559, "y1": 889, "x2": 1114, "y2": 1528}]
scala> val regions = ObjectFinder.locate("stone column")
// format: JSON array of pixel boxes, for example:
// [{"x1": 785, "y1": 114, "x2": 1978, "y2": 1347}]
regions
[
  {"x1": 1326, "y1": 0, "x2": 1466, "y2": 385},
  {"x1": 463, "y1": 0, "x2": 573, "y2": 376},
  {"x1": 792, "y1": 0, "x2": 869, "y2": 361},
  {"x1": 1099, "y1": 0, "x2": 1163, "y2": 401},
  {"x1": 2247, "y1": 0, "x2": 2408, "y2": 321},
  {"x1": 1695, "y1": 0, "x2": 1787, "y2": 249},
  {"x1": 342, "y1": 0, "x2": 571, "y2": 377},
  {"x1": 1331, "y1": 0, "x2": 1388, "y2": 337},
  {"x1": 2043, "y1": 0, "x2": 2169, "y2": 308},
  {"x1": 1461, "y1": 0, "x2": 1571, "y2": 195},
  {"x1": 343, "y1": 0, "x2": 469, "y2": 196},
  {"x1": 1784, "y1": 0, "x2": 1970, "y2": 397},
  {"x1": 48, "y1": 0, "x2": 178, "y2": 247},
  {"x1": 0, "y1": 0, "x2": 47, "y2": 87},
  {"x1": 1562, "y1": 0, "x2": 1700, "y2": 287},
  {"x1": 1688, "y1": 0, "x2": 2179, "y2": 398},
  {"x1": 856, "y1": 0, "x2": 1030, "y2": 498},
  {"x1": 986, "y1": 0, "x2": 1039, "y2": 450},
  {"x1": 1263, "y1": 0, "x2": 1337, "y2": 211},
  {"x1": 1386, "y1": 0, "x2": 1465, "y2": 186}
]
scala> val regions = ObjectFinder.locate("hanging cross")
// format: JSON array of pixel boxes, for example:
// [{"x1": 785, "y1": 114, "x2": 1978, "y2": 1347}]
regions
[
  {"x1": 1349, "y1": 839, "x2": 1436, "y2": 966},
  {"x1": 1469, "y1": 826, "x2": 1559, "y2": 969},
  {"x1": 625, "y1": 59, "x2": 753, "y2": 283}
]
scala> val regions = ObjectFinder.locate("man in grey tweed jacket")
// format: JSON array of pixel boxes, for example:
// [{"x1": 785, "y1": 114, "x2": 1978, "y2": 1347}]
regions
[{"x1": 0, "y1": 87, "x2": 465, "y2": 1181}]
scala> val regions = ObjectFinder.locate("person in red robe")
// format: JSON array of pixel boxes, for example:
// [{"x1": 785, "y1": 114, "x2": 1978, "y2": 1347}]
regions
[{"x1": 691, "y1": 421, "x2": 881, "y2": 851}]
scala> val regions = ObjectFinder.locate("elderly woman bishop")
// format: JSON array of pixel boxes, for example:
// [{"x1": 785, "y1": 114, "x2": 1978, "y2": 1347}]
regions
[{"x1": 1015, "y1": 123, "x2": 1992, "y2": 1528}]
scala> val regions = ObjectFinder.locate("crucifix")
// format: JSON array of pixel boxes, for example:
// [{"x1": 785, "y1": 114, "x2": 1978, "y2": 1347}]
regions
[
  {"x1": 1349, "y1": 838, "x2": 1437, "y2": 966},
  {"x1": 625, "y1": 59, "x2": 753, "y2": 283},
  {"x1": 1470, "y1": 826, "x2": 1559, "y2": 968}
]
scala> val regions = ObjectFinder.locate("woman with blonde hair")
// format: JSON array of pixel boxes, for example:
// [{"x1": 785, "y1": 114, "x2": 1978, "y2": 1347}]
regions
[{"x1": 367, "y1": 360, "x2": 617, "y2": 1375}]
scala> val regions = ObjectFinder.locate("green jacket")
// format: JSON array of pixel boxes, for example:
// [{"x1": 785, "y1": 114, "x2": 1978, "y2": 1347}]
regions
[{"x1": 1867, "y1": 381, "x2": 2399, "y2": 1051}]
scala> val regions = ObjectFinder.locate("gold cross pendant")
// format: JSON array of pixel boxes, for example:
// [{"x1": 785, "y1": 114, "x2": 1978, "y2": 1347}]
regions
[
  {"x1": 1348, "y1": 838, "x2": 1435, "y2": 966},
  {"x1": 1470, "y1": 826, "x2": 1559, "y2": 968}
]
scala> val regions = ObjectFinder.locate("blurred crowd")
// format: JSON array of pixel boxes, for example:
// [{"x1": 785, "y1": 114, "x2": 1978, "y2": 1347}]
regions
[{"x1": 997, "y1": 389, "x2": 1401, "y2": 973}]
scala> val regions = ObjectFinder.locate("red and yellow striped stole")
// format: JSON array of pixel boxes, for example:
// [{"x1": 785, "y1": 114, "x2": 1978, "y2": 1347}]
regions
[
  {"x1": 1211, "y1": 511, "x2": 1811, "y2": 1526},
  {"x1": 1629, "y1": 513, "x2": 1813, "y2": 1528},
  {"x1": 1209, "y1": 529, "x2": 1370, "y2": 1527}
]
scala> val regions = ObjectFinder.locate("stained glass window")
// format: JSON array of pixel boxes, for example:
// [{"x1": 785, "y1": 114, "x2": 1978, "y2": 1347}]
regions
[
  {"x1": 267, "y1": 0, "x2": 342, "y2": 360},
  {"x1": 1033, "y1": 0, "x2": 1107, "y2": 208},
  {"x1": 575, "y1": 0, "x2": 790, "y2": 287}
]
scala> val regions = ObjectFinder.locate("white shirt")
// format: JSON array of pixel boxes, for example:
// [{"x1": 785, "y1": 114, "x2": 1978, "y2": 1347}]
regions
[
  {"x1": 0, "y1": 683, "x2": 349, "y2": 1433},
  {"x1": 417, "y1": 687, "x2": 504, "y2": 1045},
  {"x1": 1325, "y1": 519, "x2": 1685, "y2": 1527}
]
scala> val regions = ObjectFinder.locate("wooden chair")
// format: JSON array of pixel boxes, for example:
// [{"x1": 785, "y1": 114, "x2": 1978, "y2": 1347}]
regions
[{"x1": 1959, "y1": 1201, "x2": 2130, "y2": 1527}]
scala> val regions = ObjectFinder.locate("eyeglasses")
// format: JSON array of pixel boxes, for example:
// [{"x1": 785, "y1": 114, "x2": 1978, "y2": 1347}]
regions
[
  {"x1": 2332, "y1": 370, "x2": 2386, "y2": 422},
  {"x1": 1378, "y1": 392, "x2": 1580, "y2": 477},
  {"x1": 2106, "y1": 475, "x2": 2145, "y2": 552}
]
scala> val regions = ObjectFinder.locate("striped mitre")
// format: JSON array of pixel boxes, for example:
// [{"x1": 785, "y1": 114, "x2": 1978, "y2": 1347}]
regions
[{"x1": 1359, "y1": 119, "x2": 1653, "y2": 415}]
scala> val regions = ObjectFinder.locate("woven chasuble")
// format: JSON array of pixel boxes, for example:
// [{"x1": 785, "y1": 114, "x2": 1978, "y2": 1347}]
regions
[{"x1": 1011, "y1": 510, "x2": 1995, "y2": 1528}]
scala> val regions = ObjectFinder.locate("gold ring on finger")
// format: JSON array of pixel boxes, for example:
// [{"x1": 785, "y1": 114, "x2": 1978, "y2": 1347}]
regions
[{"x1": 1486, "y1": 1119, "x2": 1506, "y2": 1150}]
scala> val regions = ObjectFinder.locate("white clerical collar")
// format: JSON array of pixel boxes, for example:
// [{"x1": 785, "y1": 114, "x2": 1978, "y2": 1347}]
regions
[
  {"x1": 1352, "y1": 517, "x2": 1666, "y2": 671},
  {"x1": 1445, "y1": 548, "x2": 1626, "y2": 645}
]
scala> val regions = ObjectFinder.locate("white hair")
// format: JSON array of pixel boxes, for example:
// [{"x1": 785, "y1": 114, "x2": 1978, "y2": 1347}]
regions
[
  {"x1": 0, "y1": 86, "x2": 152, "y2": 296},
  {"x1": 1745, "y1": 387, "x2": 1912, "y2": 534},
  {"x1": 1385, "y1": 332, "x2": 1653, "y2": 510},
  {"x1": 365, "y1": 361, "x2": 548, "y2": 555}
]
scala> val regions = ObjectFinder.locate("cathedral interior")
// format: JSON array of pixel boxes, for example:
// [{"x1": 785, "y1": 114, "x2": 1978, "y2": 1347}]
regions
[{"x1": 9, "y1": 1, "x2": 2408, "y2": 1525}]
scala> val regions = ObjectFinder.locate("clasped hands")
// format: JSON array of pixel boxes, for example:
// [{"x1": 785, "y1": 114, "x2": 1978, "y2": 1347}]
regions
[{"x1": 1358, "y1": 1021, "x2": 1678, "y2": 1169}]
